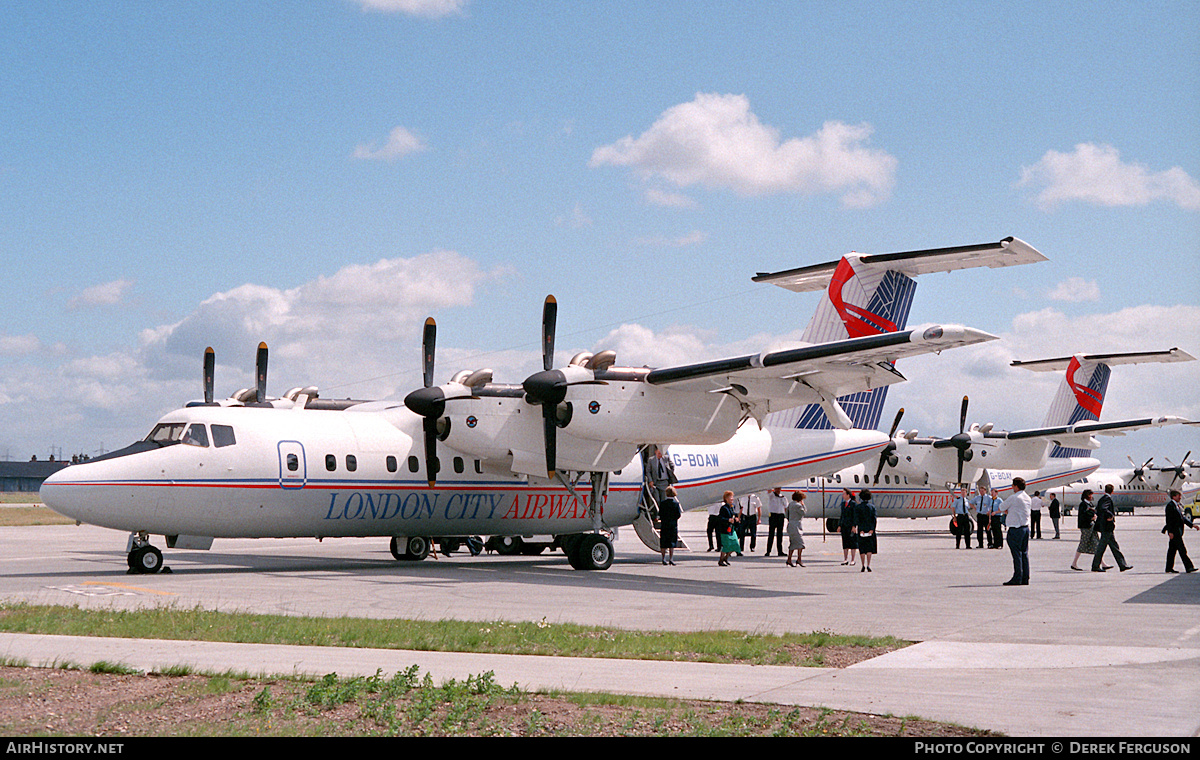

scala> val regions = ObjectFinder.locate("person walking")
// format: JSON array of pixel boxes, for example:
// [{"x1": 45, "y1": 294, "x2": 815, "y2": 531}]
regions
[
  {"x1": 716, "y1": 491, "x2": 740, "y2": 567},
  {"x1": 1164, "y1": 489, "x2": 1197, "y2": 574},
  {"x1": 1091, "y1": 484, "x2": 1132, "y2": 573},
  {"x1": 1071, "y1": 489, "x2": 1104, "y2": 571},
  {"x1": 658, "y1": 486, "x2": 682, "y2": 566}
]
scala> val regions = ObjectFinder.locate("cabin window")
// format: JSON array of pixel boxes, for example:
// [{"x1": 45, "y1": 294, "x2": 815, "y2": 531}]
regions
[
  {"x1": 453, "y1": 456, "x2": 464, "y2": 474},
  {"x1": 854, "y1": 475, "x2": 860, "y2": 483},
  {"x1": 474, "y1": 460, "x2": 482, "y2": 474},
  {"x1": 325, "y1": 454, "x2": 337, "y2": 472},
  {"x1": 407, "y1": 456, "x2": 419, "y2": 473},
  {"x1": 212, "y1": 425, "x2": 236, "y2": 448},
  {"x1": 386, "y1": 455, "x2": 397, "y2": 473},
  {"x1": 346, "y1": 454, "x2": 357, "y2": 472},
  {"x1": 182, "y1": 424, "x2": 209, "y2": 448},
  {"x1": 286, "y1": 453, "x2": 299, "y2": 472},
  {"x1": 835, "y1": 474, "x2": 842, "y2": 483}
]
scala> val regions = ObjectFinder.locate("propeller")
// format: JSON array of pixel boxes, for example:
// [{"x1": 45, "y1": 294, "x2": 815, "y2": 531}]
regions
[
  {"x1": 203, "y1": 347, "x2": 215, "y2": 404},
  {"x1": 522, "y1": 297, "x2": 570, "y2": 478},
  {"x1": 873, "y1": 407, "x2": 905, "y2": 482},
  {"x1": 403, "y1": 318, "x2": 450, "y2": 487},
  {"x1": 1128, "y1": 455, "x2": 1154, "y2": 483},
  {"x1": 1158, "y1": 452, "x2": 1192, "y2": 487},
  {"x1": 931, "y1": 396, "x2": 976, "y2": 484},
  {"x1": 520, "y1": 296, "x2": 607, "y2": 478}
]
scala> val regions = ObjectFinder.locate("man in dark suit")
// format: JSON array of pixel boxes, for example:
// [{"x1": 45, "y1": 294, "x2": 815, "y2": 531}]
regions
[
  {"x1": 1164, "y1": 489, "x2": 1197, "y2": 574},
  {"x1": 1092, "y1": 484, "x2": 1132, "y2": 572}
]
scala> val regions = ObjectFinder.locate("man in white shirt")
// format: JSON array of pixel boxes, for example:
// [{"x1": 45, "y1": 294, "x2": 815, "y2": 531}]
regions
[
  {"x1": 951, "y1": 487, "x2": 973, "y2": 549},
  {"x1": 737, "y1": 492, "x2": 762, "y2": 554},
  {"x1": 999, "y1": 477, "x2": 1032, "y2": 586},
  {"x1": 1029, "y1": 490, "x2": 1044, "y2": 540},
  {"x1": 765, "y1": 487, "x2": 788, "y2": 557}
]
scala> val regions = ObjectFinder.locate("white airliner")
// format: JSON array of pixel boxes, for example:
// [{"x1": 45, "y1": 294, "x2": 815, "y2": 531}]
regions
[
  {"x1": 40, "y1": 238, "x2": 1041, "y2": 573},
  {"x1": 783, "y1": 349, "x2": 1195, "y2": 528},
  {"x1": 1046, "y1": 455, "x2": 1200, "y2": 516}
]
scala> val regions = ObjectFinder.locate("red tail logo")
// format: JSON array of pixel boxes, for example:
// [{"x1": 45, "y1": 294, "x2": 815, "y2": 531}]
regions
[
  {"x1": 828, "y1": 258, "x2": 898, "y2": 337},
  {"x1": 1066, "y1": 356, "x2": 1104, "y2": 418}
]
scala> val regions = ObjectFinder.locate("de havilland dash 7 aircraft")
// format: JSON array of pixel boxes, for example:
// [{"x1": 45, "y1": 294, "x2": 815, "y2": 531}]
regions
[
  {"x1": 40, "y1": 238, "x2": 1041, "y2": 574},
  {"x1": 786, "y1": 348, "x2": 1195, "y2": 528},
  {"x1": 1049, "y1": 453, "x2": 1200, "y2": 516}
]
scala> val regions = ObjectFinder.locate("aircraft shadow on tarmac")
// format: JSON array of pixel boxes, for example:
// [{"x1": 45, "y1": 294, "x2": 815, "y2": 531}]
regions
[
  {"x1": 28, "y1": 547, "x2": 818, "y2": 601},
  {"x1": 1126, "y1": 575, "x2": 1200, "y2": 606}
]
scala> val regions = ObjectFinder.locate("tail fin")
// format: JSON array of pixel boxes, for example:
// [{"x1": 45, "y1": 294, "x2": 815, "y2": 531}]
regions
[
  {"x1": 754, "y1": 237, "x2": 1045, "y2": 430},
  {"x1": 1012, "y1": 348, "x2": 1194, "y2": 457}
]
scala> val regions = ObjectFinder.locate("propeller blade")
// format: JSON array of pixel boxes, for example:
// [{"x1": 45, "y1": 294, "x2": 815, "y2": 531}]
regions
[
  {"x1": 542, "y1": 404, "x2": 558, "y2": 478},
  {"x1": 959, "y1": 396, "x2": 969, "y2": 435},
  {"x1": 422, "y1": 416, "x2": 439, "y2": 488},
  {"x1": 541, "y1": 295, "x2": 557, "y2": 372},
  {"x1": 255, "y1": 342, "x2": 269, "y2": 404},
  {"x1": 874, "y1": 408, "x2": 905, "y2": 482},
  {"x1": 203, "y1": 347, "x2": 215, "y2": 404},
  {"x1": 421, "y1": 318, "x2": 436, "y2": 388}
]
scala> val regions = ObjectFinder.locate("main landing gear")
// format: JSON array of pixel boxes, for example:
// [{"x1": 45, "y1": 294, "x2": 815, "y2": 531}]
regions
[
  {"x1": 559, "y1": 533, "x2": 614, "y2": 571},
  {"x1": 390, "y1": 535, "x2": 432, "y2": 561},
  {"x1": 126, "y1": 532, "x2": 166, "y2": 574}
]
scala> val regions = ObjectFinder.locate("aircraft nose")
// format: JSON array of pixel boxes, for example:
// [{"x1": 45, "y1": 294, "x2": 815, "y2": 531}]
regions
[{"x1": 39, "y1": 464, "x2": 92, "y2": 523}]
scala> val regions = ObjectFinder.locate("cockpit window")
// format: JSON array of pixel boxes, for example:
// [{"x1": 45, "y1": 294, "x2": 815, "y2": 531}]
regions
[
  {"x1": 182, "y1": 424, "x2": 210, "y2": 448},
  {"x1": 145, "y1": 423, "x2": 186, "y2": 445},
  {"x1": 212, "y1": 425, "x2": 236, "y2": 448}
]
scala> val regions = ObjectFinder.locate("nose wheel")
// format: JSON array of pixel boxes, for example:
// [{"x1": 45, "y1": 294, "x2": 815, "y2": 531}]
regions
[
  {"x1": 127, "y1": 545, "x2": 164, "y2": 574},
  {"x1": 126, "y1": 532, "x2": 166, "y2": 574}
]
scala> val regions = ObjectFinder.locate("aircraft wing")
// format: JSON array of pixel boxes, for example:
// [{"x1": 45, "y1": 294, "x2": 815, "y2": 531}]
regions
[
  {"x1": 645, "y1": 324, "x2": 997, "y2": 427},
  {"x1": 990, "y1": 416, "x2": 1195, "y2": 448},
  {"x1": 752, "y1": 236, "x2": 1045, "y2": 292}
]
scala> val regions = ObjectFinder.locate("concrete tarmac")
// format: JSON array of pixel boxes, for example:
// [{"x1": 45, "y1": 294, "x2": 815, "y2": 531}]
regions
[{"x1": 0, "y1": 507, "x2": 1197, "y2": 737}]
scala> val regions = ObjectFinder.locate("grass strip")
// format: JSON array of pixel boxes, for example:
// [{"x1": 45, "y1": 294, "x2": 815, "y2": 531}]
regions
[{"x1": 0, "y1": 603, "x2": 906, "y2": 667}]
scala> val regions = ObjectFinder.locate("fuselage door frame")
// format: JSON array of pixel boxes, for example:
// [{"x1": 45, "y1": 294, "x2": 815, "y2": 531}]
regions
[{"x1": 278, "y1": 440, "x2": 307, "y2": 489}]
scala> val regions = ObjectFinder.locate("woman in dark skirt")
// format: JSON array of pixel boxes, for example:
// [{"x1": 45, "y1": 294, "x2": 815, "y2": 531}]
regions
[
  {"x1": 855, "y1": 488, "x2": 878, "y2": 573},
  {"x1": 839, "y1": 488, "x2": 858, "y2": 566},
  {"x1": 658, "y1": 486, "x2": 682, "y2": 566}
]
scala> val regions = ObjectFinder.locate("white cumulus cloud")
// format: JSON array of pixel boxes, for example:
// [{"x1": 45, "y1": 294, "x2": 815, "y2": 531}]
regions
[
  {"x1": 1047, "y1": 277, "x2": 1101, "y2": 303},
  {"x1": 352, "y1": 0, "x2": 466, "y2": 18},
  {"x1": 1019, "y1": 143, "x2": 1200, "y2": 211},
  {"x1": 353, "y1": 125, "x2": 427, "y2": 161},
  {"x1": 67, "y1": 279, "x2": 134, "y2": 310},
  {"x1": 590, "y1": 93, "x2": 897, "y2": 207}
]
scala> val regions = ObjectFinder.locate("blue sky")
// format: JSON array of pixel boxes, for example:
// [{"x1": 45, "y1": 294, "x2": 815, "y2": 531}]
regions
[{"x1": 1, "y1": 0, "x2": 1197, "y2": 471}]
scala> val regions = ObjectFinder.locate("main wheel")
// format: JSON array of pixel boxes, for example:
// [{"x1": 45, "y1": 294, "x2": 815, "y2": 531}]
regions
[
  {"x1": 405, "y1": 536, "x2": 431, "y2": 561},
  {"x1": 573, "y1": 534, "x2": 613, "y2": 571},
  {"x1": 825, "y1": 518, "x2": 839, "y2": 533},
  {"x1": 490, "y1": 536, "x2": 523, "y2": 555},
  {"x1": 128, "y1": 545, "x2": 163, "y2": 574},
  {"x1": 389, "y1": 536, "x2": 431, "y2": 561}
]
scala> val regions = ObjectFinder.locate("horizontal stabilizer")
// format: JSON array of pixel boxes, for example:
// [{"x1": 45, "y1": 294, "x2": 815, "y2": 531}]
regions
[
  {"x1": 752, "y1": 237, "x2": 1045, "y2": 293},
  {"x1": 1011, "y1": 347, "x2": 1195, "y2": 372}
]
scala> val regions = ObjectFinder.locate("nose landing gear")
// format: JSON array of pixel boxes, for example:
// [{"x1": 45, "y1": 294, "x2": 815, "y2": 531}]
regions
[{"x1": 126, "y1": 532, "x2": 167, "y2": 574}]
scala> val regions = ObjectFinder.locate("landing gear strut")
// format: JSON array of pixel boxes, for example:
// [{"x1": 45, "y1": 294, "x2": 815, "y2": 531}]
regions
[{"x1": 126, "y1": 532, "x2": 165, "y2": 574}]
